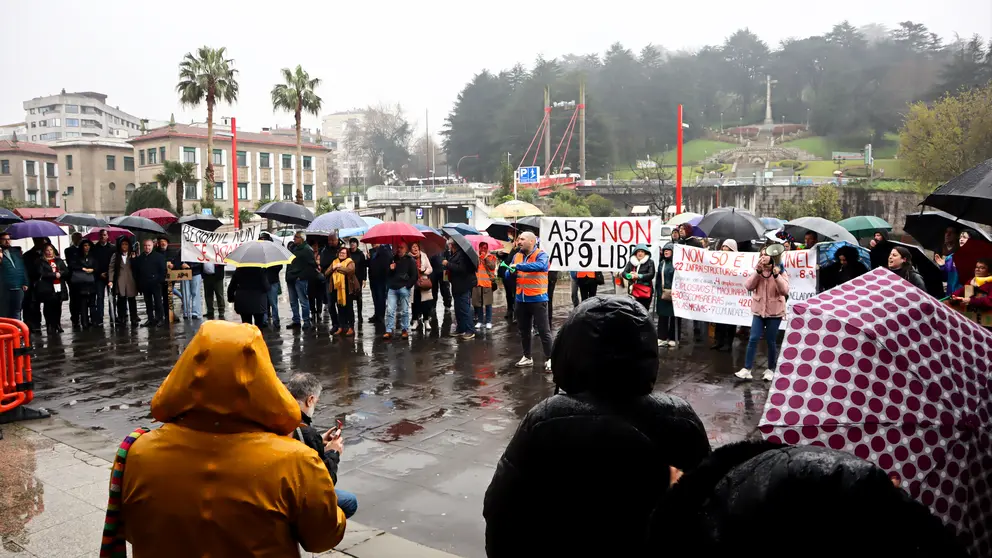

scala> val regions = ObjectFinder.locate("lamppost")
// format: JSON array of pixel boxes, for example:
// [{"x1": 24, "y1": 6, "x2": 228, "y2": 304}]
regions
[
  {"x1": 738, "y1": 117, "x2": 743, "y2": 143},
  {"x1": 806, "y1": 108, "x2": 811, "y2": 130},
  {"x1": 833, "y1": 155, "x2": 844, "y2": 176},
  {"x1": 720, "y1": 112, "x2": 724, "y2": 133},
  {"x1": 456, "y1": 154, "x2": 478, "y2": 180}
]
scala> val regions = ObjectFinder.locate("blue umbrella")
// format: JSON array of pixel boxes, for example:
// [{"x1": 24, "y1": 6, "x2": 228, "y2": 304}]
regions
[
  {"x1": 760, "y1": 217, "x2": 787, "y2": 230},
  {"x1": 683, "y1": 216, "x2": 706, "y2": 238},
  {"x1": 6, "y1": 219, "x2": 67, "y2": 239},
  {"x1": 337, "y1": 216, "x2": 387, "y2": 239},
  {"x1": 442, "y1": 222, "x2": 479, "y2": 236},
  {"x1": 362, "y1": 216, "x2": 383, "y2": 227},
  {"x1": 0, "y1": 208, "x2": 23, "y2": 225},
  {"x1": 816, "y1": 241, "x2": 871, "y2": 271},
  {"x1": 306, "y1": 211, "x2": 366, "y2": 233}
]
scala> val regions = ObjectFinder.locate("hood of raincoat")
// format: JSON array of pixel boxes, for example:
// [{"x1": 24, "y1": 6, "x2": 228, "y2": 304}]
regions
[
  {"x1": 721, "y1": 239, "x2": 738, "y2": 251},
  {"x1": 662, "y1": 242, "x2": 674, "y2": 261},
  {"x1": 551, "y1": 296, "x2": 658, "y2": 397},
  {"x1": 150, "y1": 320, "x2": 301, "y2": 435},
  {"x1": 648, "y1": 441, "x2": 967, "y2": 557}
]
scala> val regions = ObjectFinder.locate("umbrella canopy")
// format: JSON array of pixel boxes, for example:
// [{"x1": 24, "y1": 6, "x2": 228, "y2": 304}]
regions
[
  {"x1": 442, "y1": 222, "x2": 480, "y2": 236},
  {"x1": 131, "y1": 207, "x2": 178, "y2": 226},
  {"x1": 816, "y1": 241, "x2": 872, "y2": 271},
  {"x1": 410, "y1": 225, "x2": 445, "y2": 256},
  {"x1": 443, "y1": 228, "x2": 480, "y2": 267},
  {"x1": 362, "y1": 222, "x2": 425, "y2": 247},
  {"x1": 55, "y1": 213, "x2": 109, "y2": 228},
  {"x1": 176, "y1": 214, "x2": 223, "y2": 232},
  {"x1": 760, "y1": 217, "x2": 788, "y2": 230},
  {"x1": 697, "y1": 207, "x2": 765, "y2": 242},
  {"x1": 255, "y1": 201, "x2": 314, "y2": 227},
  {"x1": 465, "y1": 234, "x2": 508, "y2": 253},
  {"x1": 666, "y1": 212, "x2": 703, "y2": 226},
  {"x1": 904, "y1": 210, "x2": 992, "y2": 254},
  {"x1": 870, "y1": 240, "x2": 944, "y2": 298},
  {"x1": 6, "y1": 220, "x2": 66, "y2": 239},
  {"x1": 837, "y1": 216, "x2": 892, "y2": 239},
  {"x1": 952, "y1": 238, "x2": 992, "y2": 286},
  {"x1": 337, "y1": 216, "x2": 386, "y2": 239},
  {"x1": 223, "y1": 240, "x2": 295, "y2": 268},
  {"x1": 109, "y1": 215, "x2": 166, "y2": 235},
  {"x1": 83, "y1": 226, "x2": 133, "y2": 243},
  {"x1": 485, "y1": 219, "x2": 517, "y2": 241},
  {"x1": 758, "y1": 267, "x2": 992, "y2": 555},
  {"x1": 306, "y1": 211, "x2": 367, "y2": 233},
  {"x1": 784, "y1": 216, "x2": 858, "y2": 244},
  {"x1": 489, "y1": 199, "x2": 543, "y2": 219},
  {"x1": 515, "y1": 216, "x2": 542, "y2": 233},
  {"x1": 921, "y1": 157, "x2": 992, "y2": 226},
  {"x1": 0, "y1": 208, "x2": 23, "y2": 225}
]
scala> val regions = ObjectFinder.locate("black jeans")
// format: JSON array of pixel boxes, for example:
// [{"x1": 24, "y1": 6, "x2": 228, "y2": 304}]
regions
[
  {"x1": 355, "y1": 281, "x2": 364, "y2": 324},
  {"x1": 370, "y1": 278, "x2": 387, "y2": 322},
  {"x1": 68, "y1": 283, "x2": 80, "y2": 325},
  {"x1": 75, "y1": 292, "x2": 93, "y2": 327},
  {"x1": 578, "y1": 282, "x2": 597, "y2": 301},
  {"x1": 143, "y1": 289, "x2": 164, "y2": 323},
  {"x1": 547, "y1": 277, "x2": 557, "y2": 329},
  {"x1": 310, "y1": 280, "x2": 325, "y2": 320},
  {"x1": 517, "y1": 301, "x2": 553, "y2": 359},
  {"x1": 203, "y1": 274, "x2": 225, "y2": 318},
  {"x1": 241, "y1": 313, "x2": 264, "y2": 325},
  {"x1": 440, "y1": 280, "x2": 452, "y2": 308},
  {"x1": 714, "y1": 323, "x2": 735, "y2": 347},
  {"x1": 43, "y1": 298, "x2": 63, "y2": 330},
  {"x1": 94, "y1": 279, "x2": 109, "y2": 323},
  {"x1": 502, "y1": 279, "x2": 516, "y2": 320},
  {"x1": 337, "y1": 294, "x2": 355, "y2": 329},
  {"x1": 116, "y1": 296, "x2": 139, "y2": 324},
  {"x1": 23, "y1": 289, "x2": 41, "y2": 330},
  {"x1": 658, "y1": 315, "x2": 681, "y2": 342}
]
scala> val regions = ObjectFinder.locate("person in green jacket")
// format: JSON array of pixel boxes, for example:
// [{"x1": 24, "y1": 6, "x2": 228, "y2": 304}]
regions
[
  {"x1": 0, "y1": 232, "x2": 28, "y2": 320},
  {"x1": 285, "y1": 232, "x2": 318, "y2": 330},
  {"x1": 655, "y1": 243, "x2": 679, "y2": 347}
]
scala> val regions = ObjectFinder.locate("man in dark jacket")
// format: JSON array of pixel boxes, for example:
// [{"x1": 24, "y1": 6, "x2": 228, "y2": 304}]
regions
[
  {"x1": 135, "y1": 239, "x2": 167, "y2": 327},
  {"x1": 22, "y1": 237, "x2": 49, "y2": 332},
  {"x1": 285, "y1": 373, "x2": 358, "y2": 519},
  {"x1": 348, "y1": 238, "x2": 367, "y2": 327},
  {"x1": 91, "y1": 228, "x2": 114, "y2": 325},
  {"x1": 444, "y1": 243, "x2": 477, "y2": 339},
  {"x1": 383, "y1": 242, "x2": 417, "y2": 339},
  {"x1": 0, "y1": 233, "x2": 28, "y2": 320},
  {"x1": 499, "y1": 239, "x2": 520, "y2": 323},
  {"x1": 483, "y1": 296, "x2": 711, "y2": 558},
  {"x1": 258, "y1": 232, "x2": 282, "y2": 328},
  {"x1": 201, "y1": 262, "x2": 226, "y2": 320},
  {"x1": 157, "y1": 236, "x2": 179, "y2": 321},
  {"x1": 64, "y1": 232, "x2": 83, "y2": 327},
  {"x1": 286, "y1": 232, "x2": 317, "y2": 330},
  {"x1": 366, "y1": 244, "x2": 392, "y2": 326}
]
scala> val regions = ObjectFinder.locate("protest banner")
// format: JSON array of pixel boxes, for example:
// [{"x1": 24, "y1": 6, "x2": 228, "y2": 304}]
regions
[
  {"x1": 181, "y1": 224, "x2": 261, "y2": 264},
  {"x1": 540, "y1": 216, "x2": 663, "y2": 271},
  {"x1": 671, "y1": 245, "x2": 817, "y2": 327}
]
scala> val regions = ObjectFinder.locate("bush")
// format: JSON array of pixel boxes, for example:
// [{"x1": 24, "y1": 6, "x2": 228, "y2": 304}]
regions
[
  {"x1": 703, "y1": 162, "x2": 724, "y2": 172},
  {"x1": 126, "y1": 185, "x2": 175, "y2": 215},
  {"x1": 778, "y1": 160, "x2": 803, "y2": 169}
]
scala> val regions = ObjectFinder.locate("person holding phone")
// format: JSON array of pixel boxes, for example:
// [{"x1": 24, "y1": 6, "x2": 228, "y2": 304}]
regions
[
  {"x1": 285, "y1": 373, "x2": 358, "y2": 519},
  {"x1": 737, "y1": 250, "x2": 789, "y2": 381}
]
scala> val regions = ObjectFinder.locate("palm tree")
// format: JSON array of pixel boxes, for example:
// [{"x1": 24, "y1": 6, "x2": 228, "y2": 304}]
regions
[
  {"x1": 176, "y1": 46, "x2": 239, "y2": 206},
  {"x1": 271, "y1": 65, "x2": 323, "y2": 205},
  {"x1": 154, "y1": 161, "x2": 197, "y2": 217}
]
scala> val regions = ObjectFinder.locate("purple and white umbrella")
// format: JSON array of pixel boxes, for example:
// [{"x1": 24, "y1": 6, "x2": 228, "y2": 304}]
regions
[{"x1": 6, "y1": 220, "x2": 66, "y2": 239}]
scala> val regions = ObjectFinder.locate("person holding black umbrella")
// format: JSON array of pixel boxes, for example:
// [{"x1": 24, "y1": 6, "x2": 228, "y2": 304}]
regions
[
  {"x1": 444, "y1": 239, "x2": 478, "y2": 339},
  {"x1": 136, "y1": 239, "x2": 167, "y2": 327},
  {"x1": 69, "y1": 240, "x2": 98, "y2": 329},
  {"x1": 227, "y1": 267, "x2": 270, "y2": 326},
  {"x1": 64, "y1": 232, "x2": 83, "y2": 328},
  {"x1": 108, "y1": 237, "x2": 140, "y2": 328},
  {"x1": 92, "y1": 228, "x2": 113, "y2": 325},
  {"x1": 286, "y1": 232, "x2": 317, "y2": 330},
  {"x1": 440, "y1": 240, "x2": 455, "y2": 309}
]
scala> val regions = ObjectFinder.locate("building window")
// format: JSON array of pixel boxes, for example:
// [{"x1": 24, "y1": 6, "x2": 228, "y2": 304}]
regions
[
  {"x1": 30, "y1": 122, "x2": 36, "y2": 128},
  {"x1": 65, "y1": 104, "x2": 79, "y2": 113},
  {"x1": 236, "y1": 150, "x2": 247, "y2": 167},
  {"x1": 51, "y1": 118, "x2": 61, "y2": 127},
  {"x1": 281, "y1": 154, "x2": 292, "y2": 168},
  {"x1": 66, "y1": 118, "x2": 79, "y2": 127},
  {"x1": 185, "y1": 181, "x2": 199, "y2": 200},
  {"x1": 147, "y1": 148, "x2": 157, "y2": 165},
  {"x1": 27, "y1": 190, "x2": 38, "y2": 204},
  {"x1": 39, "y1": 132, "x2": 62, "y2": 141},
  {"x1": 2, "y1": 190, "x2": 11, "y2": 199},
  {"x1": 260, "y1": 183, "x2": 272, "y2": 200},
  {"x1": 213, "y1": 149, "x2": 223, "y2": 166},
  {"x1": 26, "y1": 161, "x2": 36, "y2": 176},
  {"x1": 139, "y1": 150, "x2": 145, "y2": 166},
  {"x1": 38, "y1": 120, "x2": 46, "y2": 127},
  {"x1": 46, "y1": 162, "x2": 55, "y2": 176},
  {"x1": 31, "y1": 135, "x2": 36, "y2": 141},
  {"x1": 304, "y1": 184, "x2": 313, "y2": 200},
  {"x1": 124, "y1": 156, "x2": 135, "y2": 171},
  {"x1": 237, "y1": 182, "x2": 248, "y2": 200},
  {"x1": 214, "y1": 181, "x2": 225, "y2": 200},
  {"x1": 66, "y1": 186, "x2": 75, "y2": 196},
  {"x1": 303, "y1": 156, "x2": 312, "y2": 170},
  {"x1": 125, "y1": 183, "x2": 135, "y2": 201},
  {"x1": 259, "y1": 153, "x2": 270, "y2": 168},
  {"x1": 66, "y1": 132, "x2": 80, "y2": 138},
  {"x1": 47, "y1": 191, "x2": 57, "y2": 208},
  {"x1": 0, "y1": 160, "x2": 8, "y2": 175},
  {"x1": 183, "y1": 147, "x2": 196, "y2": 163},
  {"x1": 65, "y1": 155, "x2": 72, "y2": 170},
  {"x1": 29, "y1": 108, "x2": 35, "y2": 115},
  {"x1": 282, "y1": 184, "x2": 293, "y2": 200},
  {"x1": 160, "y1": 146, "x2": 166, "y2": 163},
  {"x1": 106, "y1": 155, "x2": 116, "y2": 170}
]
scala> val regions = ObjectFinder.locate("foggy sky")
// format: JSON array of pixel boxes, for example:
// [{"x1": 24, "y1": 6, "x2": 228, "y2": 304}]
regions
[{"x1": 2, "y1": 0, "x2": 989, "y2": 138}]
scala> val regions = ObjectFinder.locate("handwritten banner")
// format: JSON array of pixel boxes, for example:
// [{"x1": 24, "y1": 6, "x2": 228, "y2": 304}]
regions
[
  {"x1": 671, "y1": 245, "x2": 817, "y2": 327},
  {"x1": 181, "y1": 224, "x2": 260, "y2": 264},
  {"x1": 540, "y1": 216, "x2": 663, "y2": 271}
]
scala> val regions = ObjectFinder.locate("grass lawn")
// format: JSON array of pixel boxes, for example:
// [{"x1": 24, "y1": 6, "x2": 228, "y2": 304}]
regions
[
  {"x1": 781, "y1": 135, "x2": 901, "y2": 159},
  {"x1": 658, "y1": 139, "x2": 738, "y2": 165}
]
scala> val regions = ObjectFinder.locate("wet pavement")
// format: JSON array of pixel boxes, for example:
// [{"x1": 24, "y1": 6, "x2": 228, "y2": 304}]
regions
[{"x1": 2, "y1": 289, "x2": 772, "y2": 558}]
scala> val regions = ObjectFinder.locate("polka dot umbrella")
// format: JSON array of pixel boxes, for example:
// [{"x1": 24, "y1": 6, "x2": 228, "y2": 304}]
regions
[{"x1": 758, "y1": 267, "x2": 991, "y2": 556}]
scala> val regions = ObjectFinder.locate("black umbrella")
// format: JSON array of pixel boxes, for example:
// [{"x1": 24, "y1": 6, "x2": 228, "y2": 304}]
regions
[
  {"x1": 255, "y1": 201, "x2": 314, "y2": 227},
  {"x1": 697, "y1": 207, "x2": 765, "y2": 242},
  {"x1": 109, "y1": 215, "x2": 166, "y2": 234},
  {"x1": 921, "y1": 158, "x2": 992, "y2": 226},
  {"x1": 784, "y1": 216, "x2": 858, "y2": 244},
  {"x1": 176, "y1": 214, "x2": 223, "y2": 232},
  {"x1": 903, "y1": 209, "x2": 992, "y2": 254},
  {"x1": 442, "y1": 227, "x2": 480, "y2": 267},
  {"x1": 515, "y1": 216, "x2": 542, "y2": 232},
  {"x1": 869, "y1": 240, "x2": 943, "y2": 298},
  {"x1": 485, "y1": 219, "x2": 515, "y2": 241},
  {"x1": 55, "y1": 213, "x2": 109, "y2": 228},
  {"x1": 0, "y1": 208, "x2": 23, "y2": 225}
]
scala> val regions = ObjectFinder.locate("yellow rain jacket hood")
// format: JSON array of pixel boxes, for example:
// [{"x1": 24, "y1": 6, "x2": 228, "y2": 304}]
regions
[{"x1": 120, "y1": 321, "x2": 346, "y2": 557}]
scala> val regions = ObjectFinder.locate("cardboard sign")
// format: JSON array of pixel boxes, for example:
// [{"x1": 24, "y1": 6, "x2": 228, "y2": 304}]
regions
[
  {"x1": 539, "y1": 216, "x2": 663, "y2": 271},
  {"x1": 168, "y1": 269, "x2": 192, "y2": 282},
  {"x1": 181, "y1": 224, "x2": 261, "y2": 264}
]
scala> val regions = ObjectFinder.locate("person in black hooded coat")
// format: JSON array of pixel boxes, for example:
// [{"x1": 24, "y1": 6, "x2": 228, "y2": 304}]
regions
[
  {"x1": 648, "y1": 440, "x2": 968, "y2": 558},
  {"x1": 483, "y1": 296, "x2": 711, "y2": 558}
]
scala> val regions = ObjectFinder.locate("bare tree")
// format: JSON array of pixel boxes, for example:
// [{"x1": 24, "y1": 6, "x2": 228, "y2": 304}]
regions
[{"x1": 345, "y1": 104, "x2": 412, "y2": 185}]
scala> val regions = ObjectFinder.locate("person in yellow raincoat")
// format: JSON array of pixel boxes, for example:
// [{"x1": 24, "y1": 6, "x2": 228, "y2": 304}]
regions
[{"x1": 117, "y1": 320, "x2": 346, "y2": 556}]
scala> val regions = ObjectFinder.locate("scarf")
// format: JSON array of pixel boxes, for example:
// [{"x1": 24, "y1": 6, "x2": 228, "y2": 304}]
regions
[
  {"x1": 633, "y1": 254, "x2": 649, "y2": 267},
  {"x1": 47, "y1": 259, "x2": 60, "y2": 285},
  {"x1": 101, "y1": 427, "x2": 150, "y2": 558},
  {"x1": 973, "y1": 275, "x2": 992, "y2": 288},
  {"x1": 333, "y1": 257, "x2": 353, "y2": 306}
]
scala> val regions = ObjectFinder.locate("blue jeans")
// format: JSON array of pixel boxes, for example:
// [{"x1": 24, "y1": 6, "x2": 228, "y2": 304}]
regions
[
  {"x1": 474, "y1": 305, "x2": 492, "y2": 324},
  {"x1": 336, "y1": 489, "x2": 358, "y2": 518},
  {"x1": 264, "y1": 283, "x2": 280, "y2": 325},
  {"x1": 454, "y1": 291, "x2": 474, "y2": 334},
  {"x1": 180, "y1": 274, "x2": 203, "y2": 318},
  {"x1": 744, "y1": 315, "x2": 783, "y2": 371},
  {"x1": 4, "y1": 289, "x2": 24, "y2": 320},
  {"x1": 288, "y1": 279, "x2": 311, "y2": 325},
  {"x1": 385, "y1": 287, "x2": 410, "y2": 333}
]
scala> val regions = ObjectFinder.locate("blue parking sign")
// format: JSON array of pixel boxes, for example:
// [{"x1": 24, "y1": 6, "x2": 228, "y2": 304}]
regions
[
  {"x1": 416, "y1": 208, "x2": 423, "y2": 219},
  {"x1": 518, "y1": 166, "x2": 540, "y2": 184}
]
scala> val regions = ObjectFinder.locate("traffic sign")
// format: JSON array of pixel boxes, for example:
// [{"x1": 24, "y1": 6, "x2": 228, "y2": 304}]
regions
[
  {"x1": 518, "y1": 166, "x2": 540, "y2": 184},
  {"x1": 416, "y1": 208, "x2": 424, "y2": 219},
  {"x1": 467, "y1": 209, "x2": 473, "y2": 218}
]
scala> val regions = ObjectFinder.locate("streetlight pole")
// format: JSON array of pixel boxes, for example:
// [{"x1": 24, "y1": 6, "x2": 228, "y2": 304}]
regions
[
  {"x1": 232, "y1": 117, "x2": 239, "y2": 228},
  {"x1": 720, "y1": 112, "x2": 724, "y2": 133},
  {"x1": 456, "y1": 154, "x2": 478, "y2": 180},
  {"x1": 676, "y1": 104, "x2": 684, "y2": 214}
]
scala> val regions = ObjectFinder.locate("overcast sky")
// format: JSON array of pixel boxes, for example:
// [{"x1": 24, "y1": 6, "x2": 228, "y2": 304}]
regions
[{"x1": 2, "y1": 0, "x2": 990, "y2": 138}]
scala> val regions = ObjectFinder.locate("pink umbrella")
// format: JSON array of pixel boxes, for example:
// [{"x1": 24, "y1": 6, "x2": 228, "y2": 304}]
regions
[
  {"x1": 83, "y1": 227, "x2": 133, "y2": 242},
  {"x1": 361, "y1": 222, "x2": 425, "y2": 247},
  {"x1": 465, "y1": 234, "x2": 508, "y2": 253},
  {"x1": 759, "y1": 267, "x2": 991, "y2": 556},
  {"x1": 131, "y1": 208, "x2": 177, "y2": 227}
]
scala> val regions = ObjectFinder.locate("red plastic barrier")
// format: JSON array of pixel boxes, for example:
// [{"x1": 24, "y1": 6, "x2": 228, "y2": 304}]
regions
[{"x1": 0, "y1": 318, "x2": 34, "y2": 415}]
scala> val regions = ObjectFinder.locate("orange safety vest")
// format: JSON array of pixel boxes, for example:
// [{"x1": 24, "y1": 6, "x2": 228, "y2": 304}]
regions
[
  {"x1": 513, "y1": 249, "x2": 548, "y2": 297},
  {"x1": 576, "y1": 272, "x2": 595, "y2": 279},
  {"x1": 476, "y1": 254, "x2": 495, "y2": 288}
]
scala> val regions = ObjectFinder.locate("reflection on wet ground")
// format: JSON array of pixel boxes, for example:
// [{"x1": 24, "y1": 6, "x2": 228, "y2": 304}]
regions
[{"x1": 4, "y1": 294, "x2": 774, "y2": 558}]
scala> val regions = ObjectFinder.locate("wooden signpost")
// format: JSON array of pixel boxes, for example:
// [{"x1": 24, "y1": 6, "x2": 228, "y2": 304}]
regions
[{"x1": 167, "y1": 269, "x2": 192, "y2": 323}]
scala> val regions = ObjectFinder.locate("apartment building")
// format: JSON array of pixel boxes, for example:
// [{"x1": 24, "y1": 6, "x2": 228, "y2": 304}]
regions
[
  {"x1": 48, "y1": 138, "x2": 136, "y2": 215},
  {"x1": 130, "y1": 123, "x2": 331, "y2": 216},
  {"x1": 0, "y1": 140, "x2": 59, "y2": 207},
  {"x1": 321, "y1": 111, "x2": 365, "y2": 186},
  {"x1": 24, "y1": 91, "x2": 142, "y2": 144}
]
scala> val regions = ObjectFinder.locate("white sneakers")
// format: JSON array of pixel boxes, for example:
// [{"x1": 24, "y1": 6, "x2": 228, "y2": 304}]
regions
[
  {"x1": 668, "y1": 340, "x2": 678, "y2": 347},
  {"x1": 516, "y1": 356, "x2": 534, "y2": 367},
  {"x1": 657, "y1": 339, "x2": 666, "y2": 347},
  {"x1": 545, "y1": 359, "x2": 552, "y2": 371},
  {"x1": 486, "y1": 323, "x2": 493, "y2": 330},
  {"x1": 735, "y1": 368, "x2": 774, "y2": 381},
  {"x1": 475, "y1": 321, "x2": 482, "y2": 329}
]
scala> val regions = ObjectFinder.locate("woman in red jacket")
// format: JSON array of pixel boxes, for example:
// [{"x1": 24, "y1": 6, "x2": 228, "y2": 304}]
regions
[
  {"x1": 951, "y1": 258, "x2": 992, "y2": 320},
  {"x1": 736, "y1": 251, "x2": 789, "y2": 381}
]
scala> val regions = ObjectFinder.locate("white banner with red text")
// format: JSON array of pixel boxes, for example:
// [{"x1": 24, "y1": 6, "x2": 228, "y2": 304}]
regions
[
  {"x1": 540, "y1": 216, "x2": 663, "y2": 271},
  {"x1": 671, "y1": 245, "x2": 817, "y2": 327},
  {"x1": 181, "y1": 224, "x2": 261, "y2": 264}
]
